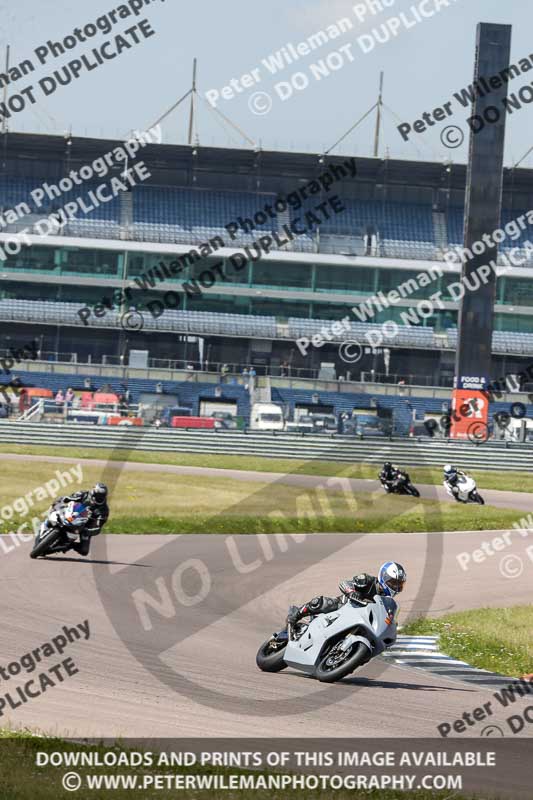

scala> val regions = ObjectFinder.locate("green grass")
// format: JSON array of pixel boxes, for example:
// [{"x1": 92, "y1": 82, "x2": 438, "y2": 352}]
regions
[
  {"x1": 0, "y1": 457, "x2": 524, "y2": 534},
  {"x1": 0, "y1": 730, "x2": 476, "y2": 800},
  {"x1": 104, "y1": 510, "x2": 522, "y2": 535},
  {"x1": 0, "y1": 442, "x2": 531, "y2": 492},
  {"x1": 104, "y1": 507, "x2": 525, "y2": 535},
  {"x1": 403, "y1": 606, "x2": 533, "y2": 677}
]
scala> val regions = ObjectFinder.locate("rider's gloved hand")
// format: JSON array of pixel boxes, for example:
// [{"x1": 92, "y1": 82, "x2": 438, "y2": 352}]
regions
[
  {"x1": 286, "y1": 605, "x2": 302, "y2": 625},
  {"x1": 339, "y1": 579, "x2": 356, "y2": 596}
]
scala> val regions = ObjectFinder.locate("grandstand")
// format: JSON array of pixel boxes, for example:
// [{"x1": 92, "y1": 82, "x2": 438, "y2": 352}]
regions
[
  {"x1": 2, "y1": 365, "x2": 531, "y2": 436},
  {"x1": 1, "y1": 132, "x2": 533, "y2": 390}
]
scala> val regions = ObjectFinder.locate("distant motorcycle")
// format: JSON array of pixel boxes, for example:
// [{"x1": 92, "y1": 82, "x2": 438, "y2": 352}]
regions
[
  {"x1": 380, "y1": 471, "x2": 420, "y2": 498},
  {"x1": 256, "y1": 593, "x2": 398, "y2": 683},
  {"x1": 30, "y1": 501, "x2": 90, "y2": 559},
  {"x1": 444, "y1": 474, "x2": 484, "y2": 505}
]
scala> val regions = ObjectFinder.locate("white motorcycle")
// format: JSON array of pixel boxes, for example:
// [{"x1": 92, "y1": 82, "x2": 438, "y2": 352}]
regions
[
  {"x1": 256, "y1": 594, "x2": 398, "y2": 683},
  {"x1": 444, "y1": 473, "x2": 485, "y2": 505}
]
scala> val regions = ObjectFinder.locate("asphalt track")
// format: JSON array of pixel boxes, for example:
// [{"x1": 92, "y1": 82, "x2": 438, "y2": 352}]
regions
[
  {"x1": 1, "y1": 530, "x2": 532, "y2": 741},
  {"x1": 1, "y1": 452, "x2": 532, "y2": 511}
]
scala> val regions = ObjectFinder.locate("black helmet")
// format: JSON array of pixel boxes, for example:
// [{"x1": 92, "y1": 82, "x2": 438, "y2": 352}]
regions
[
  {"x1": 90, "y1": 483, "x2": 108, "y2": 505},
  {"x1": 383, "y1": 462, "x2": 393, "y2": 475}
]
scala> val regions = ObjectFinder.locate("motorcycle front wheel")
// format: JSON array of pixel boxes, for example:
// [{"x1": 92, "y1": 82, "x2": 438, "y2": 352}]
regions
[
  {"x1": 471, "y1": 492, "x2": 485, "y2": 505},
  {"x1": 406, "y1": 483, "x2": 420, "y2": 497},
  {"x1": 315, "y1": 640, "x2": 371, "y2": 683},
  {"x1": 256, "y1": 638, "x2": 288, "y2": 672},
  {"x1": 30, "y1": 527, "x2": 62, "y2": 559}
]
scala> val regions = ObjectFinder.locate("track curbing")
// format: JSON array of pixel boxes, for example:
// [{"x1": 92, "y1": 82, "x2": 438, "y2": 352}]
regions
[{"x1": 381, "y1": 635, "x2": 516, "y2": 688}]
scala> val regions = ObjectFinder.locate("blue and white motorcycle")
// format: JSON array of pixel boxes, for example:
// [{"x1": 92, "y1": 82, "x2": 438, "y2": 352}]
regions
[{"x1": 30, "y1": 501, "x2": 90, "y2": 559}]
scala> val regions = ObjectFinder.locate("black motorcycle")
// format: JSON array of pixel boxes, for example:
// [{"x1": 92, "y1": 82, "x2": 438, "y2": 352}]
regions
[{"x1": 380, "y1": 472, "x2": 420, "y2": 498}]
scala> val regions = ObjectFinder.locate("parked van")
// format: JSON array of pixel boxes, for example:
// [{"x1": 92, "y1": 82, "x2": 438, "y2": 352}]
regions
[{"x1": 250, "y1": 403, "x2": 285, "y2": 430}]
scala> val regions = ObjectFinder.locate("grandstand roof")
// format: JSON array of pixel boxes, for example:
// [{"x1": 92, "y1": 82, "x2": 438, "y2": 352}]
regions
[{"x1": 3, "y1": 131, "x2": 533, "y2": 199}]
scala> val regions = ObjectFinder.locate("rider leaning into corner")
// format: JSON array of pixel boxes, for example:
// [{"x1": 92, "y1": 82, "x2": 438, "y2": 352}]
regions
[
  {"x1": 47, "y1": 483, "x2": 109, "y2": 556},
  {"x1": 443, "y1": 464, "x2": 469, "y2": 501},
  {"x1": 286, "y1": 561, "x2": 407, "y2": 627},
  {"x1": 379, "y1": 462, "x2": 408, "y2": 492}
]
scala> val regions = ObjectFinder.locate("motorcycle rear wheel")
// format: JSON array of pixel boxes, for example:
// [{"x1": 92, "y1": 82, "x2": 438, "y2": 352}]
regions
[
  {"x1": 256, "y1": 638, "x2": 288, "y2": 672},
  {"x1": 315, "y1": 641, "x2": 371, "y2": 683}
]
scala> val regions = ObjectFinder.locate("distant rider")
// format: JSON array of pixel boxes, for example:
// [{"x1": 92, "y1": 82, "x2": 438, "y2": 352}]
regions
[
  {"x1": 285, "y1": 561, "x2": 407, "y2": 626},
  {"x1": 48, "y1": 483, "x2": 109, "y2": 556},
  {"x1": 379, "y1": 462, "x2": 409, "y2": 492},
  {"x1": 443, "y1": 464, "x2": 468, "y2": 501}
]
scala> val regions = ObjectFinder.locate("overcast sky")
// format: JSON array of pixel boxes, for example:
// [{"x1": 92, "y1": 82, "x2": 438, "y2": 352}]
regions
[{"x1": 1, "y1": 0, "x2": 532, "y2": 167}]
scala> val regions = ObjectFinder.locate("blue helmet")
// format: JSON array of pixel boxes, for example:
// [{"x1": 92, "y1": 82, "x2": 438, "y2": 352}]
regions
[{"x1": 378, "y1": 561, "x2": 407, "y2": 597}]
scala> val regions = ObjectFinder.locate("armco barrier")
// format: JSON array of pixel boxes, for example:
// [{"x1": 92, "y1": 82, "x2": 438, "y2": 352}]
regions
[{"x1": 0, "y1": 421, "x2": 529, "y2": 471}]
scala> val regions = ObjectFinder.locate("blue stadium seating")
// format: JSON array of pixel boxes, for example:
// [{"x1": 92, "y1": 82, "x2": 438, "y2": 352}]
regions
[
  {"x1": 133, "y1": 187, "x2": 276, "y2": 228},
  {"x1": 447, "y1": 208, "x2": 462, "y2": 246},
  {"x1": 303, "y1": 199, "x2": 434, "y2": 241},
  {"x1": 1, "y1": 172, "x2": 532, "y2": 265},
  {"x1": 0, "y1": 176, "x2": 120, "y2": 220},
  {"x1": 0, "y1": 369, "x2": 251, "y2": 419},
  {"x1": 446, "y1": 206, "x2": 533, "y2": 252},
  {"x1": 132, "y1": 186, "x2": 282, "y2": 247},
  {"x1": 2, "y1": 368, "x2": 530, "y2": 434},
  {"x1": 0, "y1": 301, "x2": 532, "y2": 355}
]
